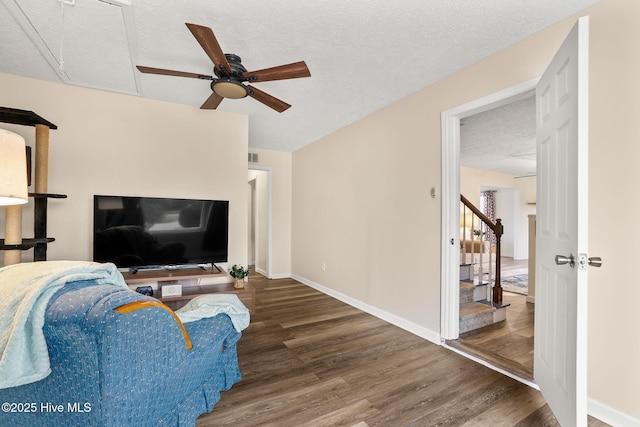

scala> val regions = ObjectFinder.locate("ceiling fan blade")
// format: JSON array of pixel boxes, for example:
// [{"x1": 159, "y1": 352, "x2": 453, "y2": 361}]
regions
[
  {"x1": 185, "y1": 23, "x2": 232, "y2": 74},
  {"x1": 200, "y1": 92, "x2": 224, "y2": 110},
  {"x1": 243, "y1": 61, "x2": 311, "y2": 82},
  {"x1": 247, "y1": 85, "x2": 291, "y2": 113},
  {"x1": 136, "y1": 65, "x2": 213, "y2": 80}
]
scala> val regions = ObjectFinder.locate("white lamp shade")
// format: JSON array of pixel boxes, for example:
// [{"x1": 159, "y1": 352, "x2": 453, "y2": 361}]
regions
[{"x1": 0, "y1": 129, "x2": 28, "y2": 206}]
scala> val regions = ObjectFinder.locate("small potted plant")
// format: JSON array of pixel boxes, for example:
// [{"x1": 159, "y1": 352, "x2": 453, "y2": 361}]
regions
[
  {"x1": 229, "y1": 264, "x2": 249, "y2": 289},
  {"x1": 472, "y1": 229, "x2": 485, "y2": 238}
]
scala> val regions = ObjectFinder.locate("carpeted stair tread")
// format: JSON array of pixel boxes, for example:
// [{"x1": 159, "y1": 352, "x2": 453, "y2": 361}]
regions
[
  {"x1": 460, "y1": 301, "x2": 496, "y2": 317},
  {"x1": 459, "y1": 301, "x2": 503, "y2": 334},
  {"x1": 460, "y1": 282, "x2": 475, "y2": 304},
  {"x1": 460, "y1": 281, "x2": 488, "y2": 304},
  {"x1": 459, "y1": 263, "x2": 516, "y2": 333}
]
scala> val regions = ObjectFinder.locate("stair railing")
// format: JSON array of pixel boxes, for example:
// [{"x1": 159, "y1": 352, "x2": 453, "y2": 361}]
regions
[{"x1": 460, "y1": 194, "x2": 505, "y2": 305}]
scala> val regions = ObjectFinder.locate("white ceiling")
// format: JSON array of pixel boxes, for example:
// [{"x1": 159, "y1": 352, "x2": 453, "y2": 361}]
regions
[
  {"x1": 460, "y1": 93, "x2": 537, "y2": 177},
  {"x1": 0, "y1": 0, "x2": 598, "y2": 153}
]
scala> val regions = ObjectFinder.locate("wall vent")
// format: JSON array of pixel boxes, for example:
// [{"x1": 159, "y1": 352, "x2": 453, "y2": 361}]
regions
[{"x1": 248, "y1": 152, "x2": 259, "y2": 163}]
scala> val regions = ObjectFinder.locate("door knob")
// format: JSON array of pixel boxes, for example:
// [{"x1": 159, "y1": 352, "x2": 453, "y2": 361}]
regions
[
  {"x1": 588, "y1": 257, "x2": 602, "y2": 267},
  {"x1": 555, "y1": 254, "x2": 575, "y2": 268}
]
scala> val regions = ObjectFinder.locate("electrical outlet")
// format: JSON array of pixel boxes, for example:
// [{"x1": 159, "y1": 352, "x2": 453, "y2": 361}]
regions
[{"x1": 321, "y1": 262, "x2": 326, "y2": 271}]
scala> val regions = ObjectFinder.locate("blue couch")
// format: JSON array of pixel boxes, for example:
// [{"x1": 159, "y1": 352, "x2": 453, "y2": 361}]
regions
[{"x1": 0, "y1": 280, "x2": 241, "y2": 426}]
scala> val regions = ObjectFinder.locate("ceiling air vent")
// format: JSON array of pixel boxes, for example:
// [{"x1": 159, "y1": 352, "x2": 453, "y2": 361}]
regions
[{"x1": 248, "y1": 152, "x2": 259, "y2": 163}]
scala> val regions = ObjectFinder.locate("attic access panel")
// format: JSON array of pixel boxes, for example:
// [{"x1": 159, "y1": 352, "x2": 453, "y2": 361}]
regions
[{"x1": 4, "y1": 0, "x2": 139, "y2": 94}]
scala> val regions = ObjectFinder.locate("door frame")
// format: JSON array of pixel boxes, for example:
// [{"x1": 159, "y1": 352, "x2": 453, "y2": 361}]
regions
[
  {"x1": 440, "y1": 78, "x2": 539, "y2": 341},
  {"x1": 248, "y1": 165, "x2": 273, "y2": 279}
]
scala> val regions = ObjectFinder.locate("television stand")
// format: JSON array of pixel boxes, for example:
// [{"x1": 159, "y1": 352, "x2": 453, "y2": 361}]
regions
[{"x1": 120, "y1": 266, "x2": 255, "y2": 314}]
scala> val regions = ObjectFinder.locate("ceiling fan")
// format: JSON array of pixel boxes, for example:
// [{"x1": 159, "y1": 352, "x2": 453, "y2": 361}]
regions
[{"x1": 136, "y1": 23, "x2": 311, "y2": 113}]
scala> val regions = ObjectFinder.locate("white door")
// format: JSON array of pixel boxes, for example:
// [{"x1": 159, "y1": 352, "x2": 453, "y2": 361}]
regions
[{"x1": 534, "y1": 17, "x2": 589, "y2": 427}]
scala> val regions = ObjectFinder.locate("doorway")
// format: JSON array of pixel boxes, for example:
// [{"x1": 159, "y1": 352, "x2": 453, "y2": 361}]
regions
[
  {"x1": 440, "y1": 78, "x2": 539, "y2": 386},
  {"x1": 443, "y1": 19, "x2": 590, "y2": 423},
  {"x1": 248, "y1": 166, "x2": 272, "y2": 278}
]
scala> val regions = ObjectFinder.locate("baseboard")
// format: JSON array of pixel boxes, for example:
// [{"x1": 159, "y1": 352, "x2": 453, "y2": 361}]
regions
[
  {"x1": 253, "y1": 268, "x2": 290, "y2": 280},
  {"x1": 588, "y1": 398, "x2": 640, "y2": 427},
  {"x1": 269, "y1": 272, "x2": 290, "y2": 279},
  {"x1": 291, "y1": 274, "x2": 441, "y2": 345},
  {"x1": 526, "y1": 295, "x2": 535, "y2": 304}
]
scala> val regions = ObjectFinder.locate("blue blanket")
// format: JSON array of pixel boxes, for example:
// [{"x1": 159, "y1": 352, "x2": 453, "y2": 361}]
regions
[{"x1": 0, "y1": 261, "x2": 128, "y2": 389}]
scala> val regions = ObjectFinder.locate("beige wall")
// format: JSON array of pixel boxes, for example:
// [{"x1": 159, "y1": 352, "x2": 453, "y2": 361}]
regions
[
  {"x1": 585, "y1": 0, "x2": 640, "y2": 420},
  {"x1": 460, "y1": 167, "x2": 536, "y2": 208},
  {"x1": 293, "y1": 111, "x2": 441, "y2": 333},
  {"x1": 292, "y1": 0, "x2": 639, "y2": 422},
  {"x1": 0, "y1": 72, "x2": 249, "y2": 271}
]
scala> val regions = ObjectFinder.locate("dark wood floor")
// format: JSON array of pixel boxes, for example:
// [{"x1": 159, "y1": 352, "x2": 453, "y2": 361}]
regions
[{"x1": 197, "y1": 271, "x2": 608, "y2": 427}]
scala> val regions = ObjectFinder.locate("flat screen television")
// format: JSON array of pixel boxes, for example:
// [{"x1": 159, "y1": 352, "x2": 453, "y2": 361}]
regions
[{"x1": 93, "y1": 195, "x2": 228, "y2": 271}]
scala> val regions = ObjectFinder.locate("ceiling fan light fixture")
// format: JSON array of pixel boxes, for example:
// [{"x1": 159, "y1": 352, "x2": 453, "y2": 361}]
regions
[
  {"x1": 211, "y1": 80, "x2": 249, "y2": 99},
  {"x1": 137, "y1": 23, "x2": 310, "y2": 112}
]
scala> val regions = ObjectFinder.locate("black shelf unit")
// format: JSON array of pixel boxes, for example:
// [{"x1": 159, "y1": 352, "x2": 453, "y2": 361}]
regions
[
  {"x1": 0, "y1": 107, "x2": 64, "y2": 261},
  {"x1": 0, "y1": 238, "x2": 56, "y2": 251}
]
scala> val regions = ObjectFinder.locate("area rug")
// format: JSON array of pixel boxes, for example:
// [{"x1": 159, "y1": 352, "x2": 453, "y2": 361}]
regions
[{"x1": 500, "y1": 268, "x2": 528, "y2": 295}]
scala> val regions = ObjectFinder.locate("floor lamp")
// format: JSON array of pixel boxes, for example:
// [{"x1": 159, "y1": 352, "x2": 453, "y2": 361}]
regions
[{"x1": 0, "y1": 129, "x2": 28, "y2": 266}]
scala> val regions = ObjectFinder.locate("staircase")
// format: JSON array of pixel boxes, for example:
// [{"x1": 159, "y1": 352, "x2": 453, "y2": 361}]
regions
[
  {"x1": 459, "y1": 264, "x2": 507, "y2": 333},
  {"x1": 459, "y1": 195, "x2": 508, "y2": 334}
]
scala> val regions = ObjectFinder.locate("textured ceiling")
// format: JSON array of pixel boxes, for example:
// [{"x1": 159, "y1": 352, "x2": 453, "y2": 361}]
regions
[
  {"x1": 461, "y1": 94, "x2": 537, "y2": 177},
  {"x1": 0, "y1": 0, "x2": 598, "y2": 153}
]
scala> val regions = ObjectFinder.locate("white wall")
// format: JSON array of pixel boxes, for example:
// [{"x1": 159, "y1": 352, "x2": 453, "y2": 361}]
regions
[
  {"x1": 0, "y1": 72, "x2": 249, "y2": 271},
  {"x1": 494, "y1": 189, "x2": 516, "y2": 258},
  {"x1": 292, "y1": 0, "x2": 640, "y2": 422}
]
